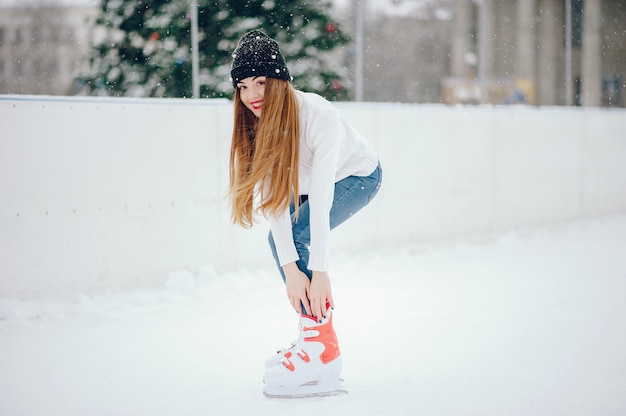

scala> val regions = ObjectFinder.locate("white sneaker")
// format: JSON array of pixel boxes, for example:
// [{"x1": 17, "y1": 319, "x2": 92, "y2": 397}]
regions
[{"x1": 263, "y1": 309, "x2": 343, "y2": 398}]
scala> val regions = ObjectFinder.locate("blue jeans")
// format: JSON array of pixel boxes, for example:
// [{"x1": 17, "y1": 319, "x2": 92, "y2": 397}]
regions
[{"x1": 268, "y1": 163, "x2": 382, "y2": 283}]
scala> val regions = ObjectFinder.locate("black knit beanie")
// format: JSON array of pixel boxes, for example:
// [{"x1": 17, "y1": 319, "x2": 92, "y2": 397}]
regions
[{"x1": 230, "y1": 29, "x2": 291, "y2": 88}]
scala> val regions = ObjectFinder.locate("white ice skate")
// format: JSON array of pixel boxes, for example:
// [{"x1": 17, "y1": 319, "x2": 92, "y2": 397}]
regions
[
  {"x1": 263, "y1": 320, "x2": 310, "y2": 369},
  {"x1": 263, "y1": 309, "x2": 344, "y2": 398},
  {"x1": 264, "y1": 340, "x2": 296, "y2": 369}
]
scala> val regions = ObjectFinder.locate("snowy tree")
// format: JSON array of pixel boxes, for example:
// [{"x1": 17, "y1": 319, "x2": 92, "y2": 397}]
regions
[{"x1": 79, "y1": 0, "x2": 351, "y2": 100}]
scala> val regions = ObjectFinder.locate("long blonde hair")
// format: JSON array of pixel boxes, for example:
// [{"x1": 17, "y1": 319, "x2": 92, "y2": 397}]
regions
[{"x1": 228, "y1": 78, "x2": 300, "y2": 228}]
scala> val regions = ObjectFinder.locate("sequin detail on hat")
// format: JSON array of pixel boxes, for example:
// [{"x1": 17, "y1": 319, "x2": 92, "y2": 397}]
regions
[{"x1": 229, "y1": 29, "x2": 291, "y2": 88}]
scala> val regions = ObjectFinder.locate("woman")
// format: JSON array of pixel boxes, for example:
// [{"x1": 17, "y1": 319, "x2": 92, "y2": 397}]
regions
[{"x1": 228, "y1": 29, "x2": 382, "y2": 398}]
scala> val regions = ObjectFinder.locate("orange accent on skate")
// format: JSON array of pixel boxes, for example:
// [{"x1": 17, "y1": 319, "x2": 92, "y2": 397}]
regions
[
  {"x1": 282, "y1": 349, "x2": 312, "y2": 372},
  {"x1": 297, "y1": 350, "x2": 310, "y2": 363},
  {"x1": 302, "y1": 312, "x2": 341, "y2": 365},
  {"x1": 282, "y1": 351, "x2": 296, "y2": 371},
  {"x1": 282, "y1": 358, "x2": 295, "y2": 372}
]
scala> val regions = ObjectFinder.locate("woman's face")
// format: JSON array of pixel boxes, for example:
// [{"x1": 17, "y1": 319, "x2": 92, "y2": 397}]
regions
[{"x1": 237, "y1": 76, "x2": 266, "y2": 118}]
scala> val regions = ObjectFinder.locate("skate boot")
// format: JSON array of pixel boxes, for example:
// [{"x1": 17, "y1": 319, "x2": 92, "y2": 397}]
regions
[
  {"x1": 263, "y1": 308, "x2": 343, "y2": 398},
  {"x1": 263, "y1": 318, "x2": 308, "y2": 369},
  {"x1": 264, "y1": 338, "x2": 297, "y2": 369}
]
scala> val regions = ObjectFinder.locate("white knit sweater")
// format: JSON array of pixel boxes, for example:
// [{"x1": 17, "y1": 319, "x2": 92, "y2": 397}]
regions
[{"x1": 267, "y1": 90, "x2": 378, "y2": 271}]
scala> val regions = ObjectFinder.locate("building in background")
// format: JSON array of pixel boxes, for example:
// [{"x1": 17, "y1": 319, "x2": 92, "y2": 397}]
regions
[
  {"x1": 1, "y1": 0, "x2": 624, "y2": 107},
  {"x1": 0, "y1": 1, "x2": 98, "y2": 95},
  {"x1": 357, "y1": 0, "x2": 625, "y2": 107}
]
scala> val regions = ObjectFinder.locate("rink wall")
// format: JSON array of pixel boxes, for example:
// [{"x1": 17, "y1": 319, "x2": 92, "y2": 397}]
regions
[{"x1": 1, "y1": 95, "x2": 625, "y2": 299}]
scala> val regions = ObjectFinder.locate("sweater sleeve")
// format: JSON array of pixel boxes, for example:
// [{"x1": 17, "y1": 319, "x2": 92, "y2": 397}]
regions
[{"x1": 306, "y1": 107, "x2": 343, "y2": 271}]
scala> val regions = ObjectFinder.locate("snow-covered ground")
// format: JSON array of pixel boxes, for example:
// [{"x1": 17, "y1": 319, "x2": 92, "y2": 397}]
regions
[{"x1": 1, "y1": 215, "x2": 625, "y2": 416}]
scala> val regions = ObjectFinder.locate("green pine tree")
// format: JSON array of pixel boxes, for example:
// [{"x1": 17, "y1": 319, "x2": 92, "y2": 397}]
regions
[{"x1": 79, "y1": 0, "x2": 351, "y2": 100}]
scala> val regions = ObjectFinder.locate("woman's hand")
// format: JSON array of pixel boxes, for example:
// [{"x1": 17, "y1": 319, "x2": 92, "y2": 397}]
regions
[
  {"x1": 283, "y1": 262, "x2": 312, "y2": 316},
  {"x1": 309, "y1": 271, "x2": 334, "y2": 320}
]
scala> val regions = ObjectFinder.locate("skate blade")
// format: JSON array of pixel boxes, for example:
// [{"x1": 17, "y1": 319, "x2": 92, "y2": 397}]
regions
[
  {"x1": 263, "y1": 388, "x2": 347, "y2": 399},
  {"x1": 263, "y1": 378, "x2": 346, "y2": 399}
]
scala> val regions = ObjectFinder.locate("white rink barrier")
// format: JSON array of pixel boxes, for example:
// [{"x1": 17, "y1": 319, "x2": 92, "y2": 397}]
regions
[{"x1": 1, "y1": 95, "x2": 625, "y2": 299}]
